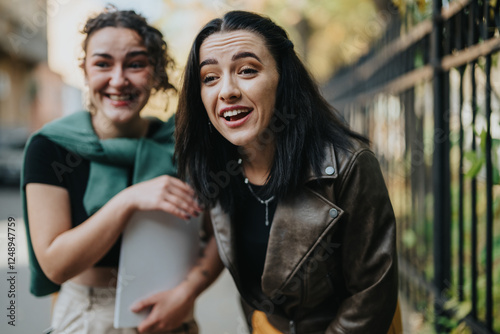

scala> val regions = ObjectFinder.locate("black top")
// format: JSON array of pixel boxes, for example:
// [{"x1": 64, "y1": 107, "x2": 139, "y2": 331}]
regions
[
  {"x1": 234, "y1": 178, "x2": 278, "y2": 295},
  {"x1": 23, "y1": 122, "x2": 161, "y2": 267}
]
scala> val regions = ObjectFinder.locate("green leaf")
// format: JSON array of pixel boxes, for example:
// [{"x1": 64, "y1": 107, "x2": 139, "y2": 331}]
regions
[
  {"x1": 463, "y1": 150, "x2": 480, "y2": 163},
  {"x1": 454, "y1": 301, "x2": 472, "y2": 319},
  {"x1": 493, "y1": 165, "x2": 500, "y2": 185},
  {"x1": 402, "y1": 229, "x2": 417, "y2": 248},
  {"x1": 464, "y1": 157, "x2": 485, "y2": 179},
  {"x1": 436, "y1": 315, "x2": 458, "y2": 328},
  {"x1": 480, "y1": 234, "x2": 500, "y2": 268},
  {"x1": 414, "y1": 49, "x2": 424, "y2": 68},
  {"x1": 480, "y1": 129, "x2": 487, "y2": 153}
]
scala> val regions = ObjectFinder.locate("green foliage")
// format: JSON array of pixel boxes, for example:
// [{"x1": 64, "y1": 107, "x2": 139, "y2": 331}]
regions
[
  {"x1": 263, "y1": 0, "x2": 379, "y2": 81},
  {"x1": 403, "y1": 228, "x2": 418, "y2": 248},
  {"x1": 480, "y1": 234, "x2": 500, "y2": 267},
  {"x1": 463, "y1": 150, "x2": 484, "y2": 180},
  {"x1": 443, "y1": 298, "x2": 472, "y2": 320},
  {"x1": 392, "y1": 0, "x2": 432, "y2": 28},
  {"x1": 463, "y1": 129, "x2": 500, "y2": 185},
  {"x1": 450, "y1": 322, "x2": 472, "y2": 334},
  {"x1": 414, "y1": 48, "x2": 425, "y2": 68}
]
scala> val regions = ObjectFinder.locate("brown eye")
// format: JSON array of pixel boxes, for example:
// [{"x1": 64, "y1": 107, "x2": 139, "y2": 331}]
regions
[
  {"x1": 202, "y1": 75, "x2": 217, "y2": 84},
  {"x1": 129, "y1": 62, "x2": 146, "y2": 69},
  {"x1": 240, "y1": 68, "x2": 257, "y2": 75},
  {"x1": 95, "y1": 62, "x2": 109, "y2": 68}
]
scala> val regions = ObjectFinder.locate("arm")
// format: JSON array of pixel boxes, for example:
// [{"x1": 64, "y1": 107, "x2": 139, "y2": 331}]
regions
[
  {"x1": 26, "y1": 175, "x2": 202, "y2": 285},
  {"x1": 326, "y1": 150, "x2": 398, "y2": 334},
  {"x1": 131, "y1": 214, "x2": 225, "y2": 333}
]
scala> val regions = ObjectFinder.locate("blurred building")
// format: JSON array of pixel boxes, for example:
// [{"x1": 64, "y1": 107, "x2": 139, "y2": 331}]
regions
[
  {"x1": 0, "y1": 0, "x2": 81, "y2": 132},
  {"x1": 0, "y1": 0, "x2": 81, "y2": 184}
]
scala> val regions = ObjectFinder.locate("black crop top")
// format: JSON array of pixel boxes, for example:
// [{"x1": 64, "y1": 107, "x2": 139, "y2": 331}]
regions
[
  {"x1": 234, "y1": 179, "x2": 278, "y2": 295},
  {"x1": 23, "y1": 122, "x2": 162, "y2": 267}
]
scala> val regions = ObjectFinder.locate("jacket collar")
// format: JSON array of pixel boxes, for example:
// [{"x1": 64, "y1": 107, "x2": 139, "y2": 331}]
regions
[
  {"x1": 210, "y1": 142, "x2": 344, "y2": 298},
  {"x1": 305, "y1": 144, "x2": 339, "y2": 182}
]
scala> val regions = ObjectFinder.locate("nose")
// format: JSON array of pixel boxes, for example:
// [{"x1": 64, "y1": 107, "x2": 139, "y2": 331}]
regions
[
  {"x1": 109, "y1": 66, "x2": 128, "y2": 88},
  {"x1": 219, "y1": 76, "x2": 240, "y2": 102}
]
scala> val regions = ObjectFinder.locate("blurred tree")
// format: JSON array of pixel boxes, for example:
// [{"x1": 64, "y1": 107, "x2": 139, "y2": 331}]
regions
[
  {"x1": 158, "y1": 0, "x2": 401, "y2": 82},
  {"x1": 263, "y1": 0, "x2": 389, "y2": 81},
  {"x1": 391, "y1": 0, "x2": 432, "y2": 31}
]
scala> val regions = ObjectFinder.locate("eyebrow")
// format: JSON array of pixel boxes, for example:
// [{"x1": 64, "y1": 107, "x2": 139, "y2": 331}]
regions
[
  {"x1": 91, "y1": 50, "x2": 149, "y2": 58},
  {"x1": 199, "y1": 58, "x2": 218, "y2": 68},
  {"x1": 127, "y1": 50, "x2": 148, "y2": 58},
  {"x1": 199, "y1": 51, "x2": 263, "y2": 69},
  {"x1": 232, "y1": 51, "x2": 262, "y2": 63}
]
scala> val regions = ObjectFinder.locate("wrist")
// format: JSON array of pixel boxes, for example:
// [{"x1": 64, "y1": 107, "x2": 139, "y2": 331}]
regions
[
  {"x1": 177, "y1": 278, "x2": 201, "y2": 303},
  {"x1": 109, "y1": 188, "x2": 137, "y2": 225}
]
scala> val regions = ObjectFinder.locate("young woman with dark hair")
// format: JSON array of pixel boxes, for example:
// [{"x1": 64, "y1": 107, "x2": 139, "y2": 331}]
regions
[
  {"x1": 176, "y1": 10, "x2": 401, "y2": 334},
  {"x1": 22, "y1": 7, "x2": 223, "y2": 334}
]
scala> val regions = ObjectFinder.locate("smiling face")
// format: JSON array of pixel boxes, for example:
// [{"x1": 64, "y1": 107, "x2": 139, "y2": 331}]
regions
[
  {"x1": 84, "y1": 27, "x2": 154, "y2": 130},
  {"x1": 199, "y1": 30, "x2": 280, "y2": 149}
]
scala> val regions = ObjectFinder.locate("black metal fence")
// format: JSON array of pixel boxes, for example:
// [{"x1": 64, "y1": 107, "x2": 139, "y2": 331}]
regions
[{"x1": 324, "y1": 0, "x2": 499, "y2": 332}]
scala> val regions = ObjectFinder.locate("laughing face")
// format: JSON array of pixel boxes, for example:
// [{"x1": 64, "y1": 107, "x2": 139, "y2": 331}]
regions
[
  {"x1": 199, "y1": 30, "x2": 280, "y2": 149},
  {"x1": 83, "y1": 27, "x2": 154, "y2": 131}
]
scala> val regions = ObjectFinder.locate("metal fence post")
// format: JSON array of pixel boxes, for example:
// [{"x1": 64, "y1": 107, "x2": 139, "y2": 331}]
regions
[{"x1": 432, "y1": 0, "x2": 451, "y2": 331}]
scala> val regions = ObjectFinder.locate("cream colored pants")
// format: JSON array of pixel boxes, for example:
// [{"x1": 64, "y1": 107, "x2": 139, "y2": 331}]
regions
[{"x1": 50, "y1": 281, "x2": 198, "y2": 334}]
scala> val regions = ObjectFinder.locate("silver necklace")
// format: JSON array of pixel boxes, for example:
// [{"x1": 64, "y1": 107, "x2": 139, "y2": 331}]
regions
[{"x1": 238, "y1": 159, "x2": 275, "y2": 226}]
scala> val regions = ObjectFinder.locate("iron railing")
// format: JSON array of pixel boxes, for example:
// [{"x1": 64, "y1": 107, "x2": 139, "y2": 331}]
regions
[{"x1": 324, "y1": 0, "x2": 499, "y2": 332}]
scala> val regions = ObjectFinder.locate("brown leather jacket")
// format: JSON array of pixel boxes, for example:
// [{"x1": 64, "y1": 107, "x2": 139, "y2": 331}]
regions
[{"x1": 210, "y1": 141, "x2": 398, "y2": 334}]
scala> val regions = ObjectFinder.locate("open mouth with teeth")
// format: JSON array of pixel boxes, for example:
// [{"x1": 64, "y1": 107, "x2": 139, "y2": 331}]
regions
[
  {"x1": 106, "y1": 94, "x2": 135, "y2": 102},
  {"x1": 222, "y1": 109, "x2": 252, "y2": 122}
]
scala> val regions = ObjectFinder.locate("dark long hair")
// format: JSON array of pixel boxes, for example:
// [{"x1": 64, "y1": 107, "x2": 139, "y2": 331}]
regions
[{"x1": 175, "y1": 10, "x2": 368, "y2": 212}]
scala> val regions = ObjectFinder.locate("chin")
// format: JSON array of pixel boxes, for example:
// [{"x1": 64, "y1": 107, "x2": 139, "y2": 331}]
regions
[
  {"x1": 104, "y1": 108, "x2": 141, "y2": 123},
  {"x1": 225, "y1": 135, "x2": 257, "y2": 148}
]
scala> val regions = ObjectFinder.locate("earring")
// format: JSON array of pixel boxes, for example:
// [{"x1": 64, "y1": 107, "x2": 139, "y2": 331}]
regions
[{"x1": 208, "y1": 121, "x2": 213, "y2": 133}]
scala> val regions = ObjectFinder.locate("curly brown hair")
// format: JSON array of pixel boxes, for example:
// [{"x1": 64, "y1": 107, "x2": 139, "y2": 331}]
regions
[{"x1": 81, "y1": 5, "x2": 175, "y2": 92}]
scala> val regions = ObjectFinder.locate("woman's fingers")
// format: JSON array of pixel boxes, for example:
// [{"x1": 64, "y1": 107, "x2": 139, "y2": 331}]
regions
[
  {"x1": 127, "y1": 175, "x2": 203, "y2": 219},
  {"x1": 161, "y1": 176, "x2": 196, "y2": 196},
  {"x1": 131, "y1": 295, "x2": 166, "y2": 333},
  {"x1": 158, "y1": 201, "x2": 192, "y2": 220},
  {"x1": 162, "y1": 190, "x2": 200, "y2": 215},
  {"x1": 132, "y1": 289, "x2": 190, "y2": 333},
  {"x1": 157, "y1": 176, "x2": 203, "y2": 215},
  {"x1": 130, "y1": 297, "x2": 153, "y2": 313}
]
